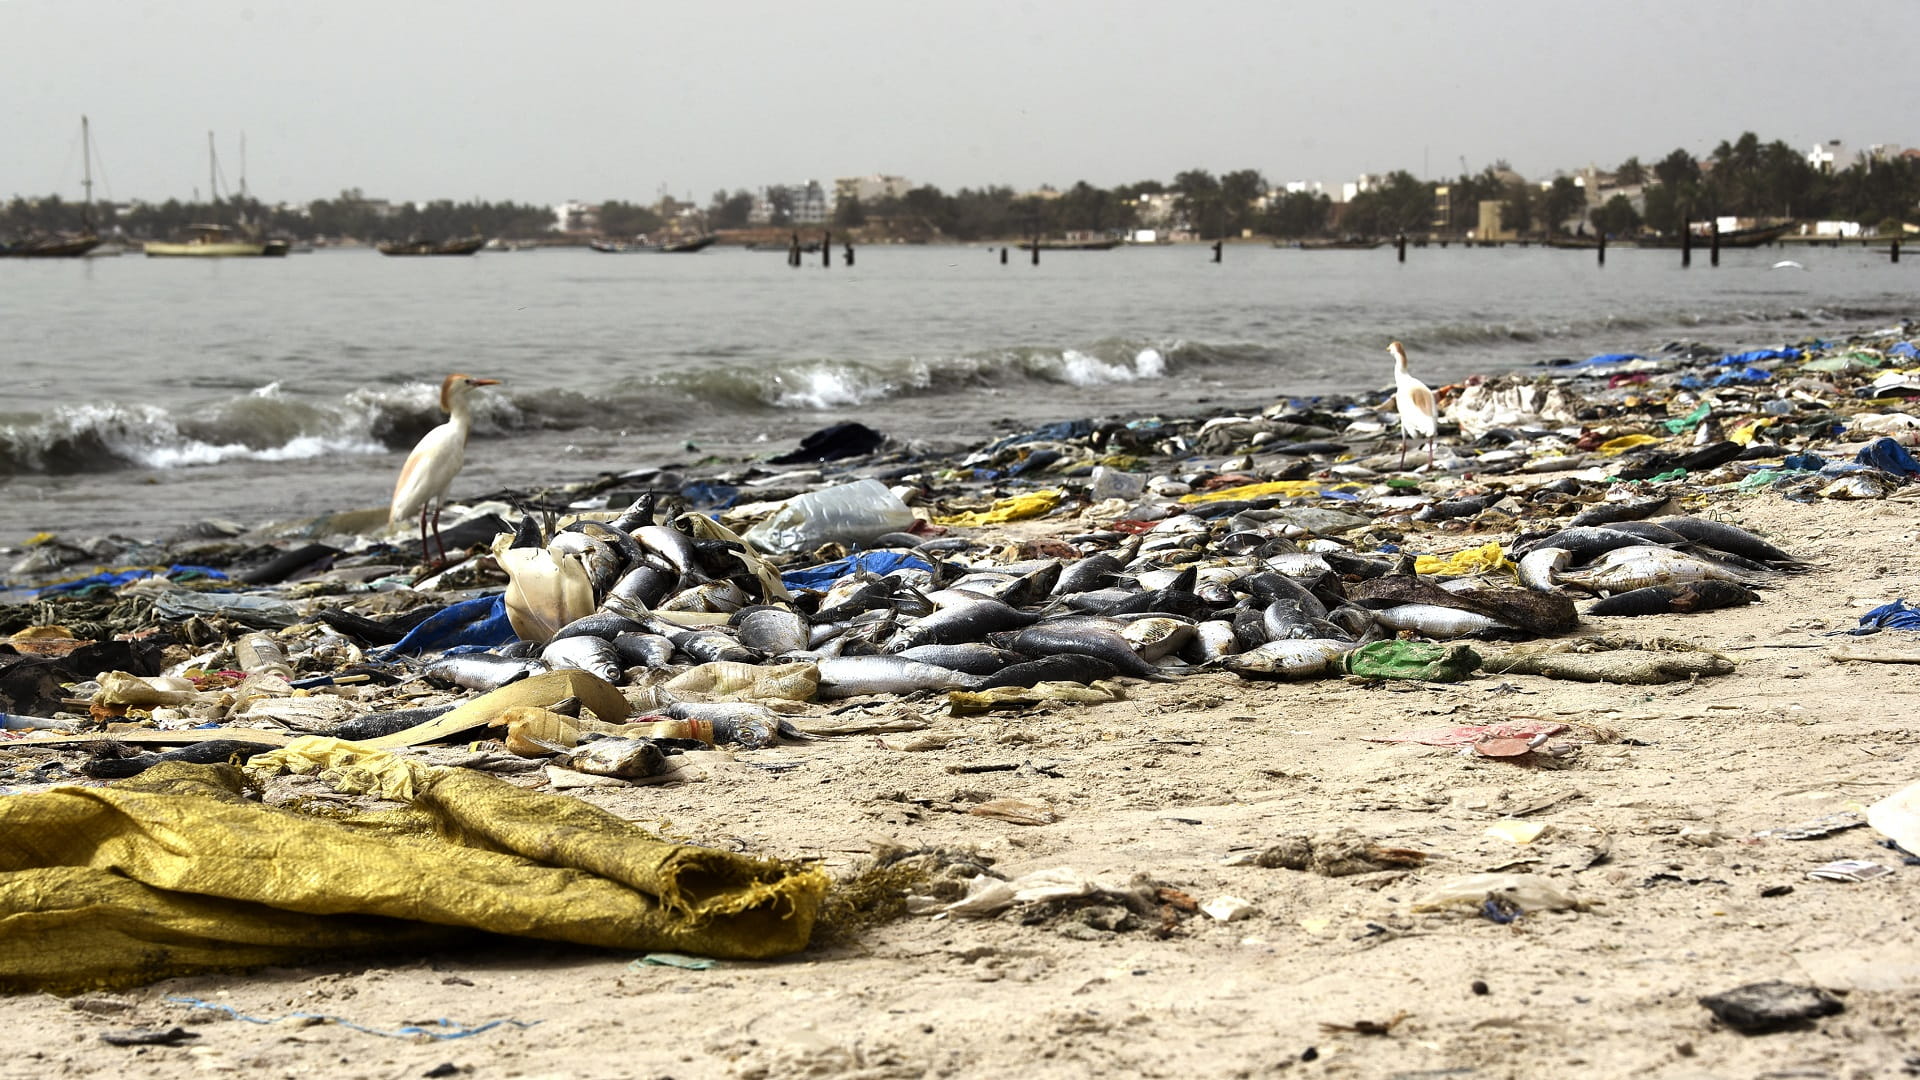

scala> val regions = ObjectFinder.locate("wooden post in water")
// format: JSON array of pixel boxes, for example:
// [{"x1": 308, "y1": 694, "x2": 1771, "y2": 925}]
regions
[
  {"x1": 1396, "y1": 234, "x2": 1407, "y2": 262},
  {"x1": 844, "y1": 242, "x2": 855, "y2": 267},
  {"x1": 1597, "y1": 230, "x2": 1607, "y2": 267},
  {"x1": 789, "y1": 231, "x2": 801, "y2": 268},
  {"x1": 1000, "y1": 246, "x2": 1008, "y2": 265},
  {"x1": 1681, "y1": 217, "x2": 1692, "y2": 268},
  {"x1": 1709, "y1": 220, "x2": 1720, "y2": 267},
  {"x1": 1211, "y1": 239, "x2": 1222, "y2": 263},
  {"x1": 1892, "y1": 237, "x2": 1901, "y2": 263},
  {"x1": 823, "y1": 231, "x2": 831, "y2": 267},
  {"x1": 1031, "y1": 235, "x2": 1039, "y2": 265}
]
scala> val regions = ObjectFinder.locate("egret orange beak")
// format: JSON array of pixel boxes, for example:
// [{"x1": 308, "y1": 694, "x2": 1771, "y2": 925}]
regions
[{"x1": 473, "y1": 378, "x2": 501, "y2": 386}]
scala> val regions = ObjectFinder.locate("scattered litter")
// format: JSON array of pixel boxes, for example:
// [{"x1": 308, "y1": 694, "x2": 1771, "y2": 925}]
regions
[
  {"x1": 1697, "y1": 982, "x2": 1843, "y2": 1034},
  {"x1": 164, "y1": 996, "x2": 541, "y2": 1040},
  {"x1": 1807, "y1": 859, "x2": 1893, "y2": 883}
]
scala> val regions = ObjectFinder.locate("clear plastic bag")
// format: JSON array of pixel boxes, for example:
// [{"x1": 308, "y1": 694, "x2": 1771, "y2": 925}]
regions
[{"x1": 741, "y1": 479, "x2": 915, "y2": 554}]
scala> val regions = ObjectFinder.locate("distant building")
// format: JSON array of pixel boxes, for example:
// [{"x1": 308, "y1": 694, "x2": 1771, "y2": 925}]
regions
[
  {"x1": 553, "y1": 199, "x2": 599, "y2": 233},
  {"x1": 1808, "y1": 140, "x2": 1845, "y2": 174},
  {"x1": 792, "y1": 181, "x2": 829, "y2": 224},
  {"x1": 1340, "y1": 174, "x2": 1383, "y2": 202},
  {"x1": 1129, "y1": 192, "x2": 1177, "y2": 227},
  {"x1": 834, "y1": 174, "x2": 914, "y2": 208}
]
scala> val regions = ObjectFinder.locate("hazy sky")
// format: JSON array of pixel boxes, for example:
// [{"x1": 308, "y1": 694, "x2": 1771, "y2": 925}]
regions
[{"x1": 7, "y1": 0, "x2": 1918, "y2": 207}]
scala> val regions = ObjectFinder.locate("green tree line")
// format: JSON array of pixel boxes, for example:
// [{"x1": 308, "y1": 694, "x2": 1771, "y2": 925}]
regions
[{"x1": 7, "y1": 131, "x2": 1917, "y2": 243}]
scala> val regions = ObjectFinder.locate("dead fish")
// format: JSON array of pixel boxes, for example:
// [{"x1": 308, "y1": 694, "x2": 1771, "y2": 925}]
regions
[
  {"x1": 732, "y1": 606, "x2": 810, "y2": 655},
  {"x1": 1512, "y1": 527, "x2": 1657, "y2": 561},
  {"x1": 1585, "y1": 580, "x2": 1759, "y2": 616},
  {"x1": 888, "y1": 597, "x2": 1038, "y2": 651},
  {"x1": 547, "y1": 529, "x2": 624, "y2": 597},
  {"x1": 1517, "y1": 547, "x2": 1571, "y2": 593},
  {"x1": 541, "y1": 635, "x2": 624, "y2": 683},
  {"x1": 1369, "y1": 604, "x2": 1515, "y2": 638},
  {"x1": 1120, "y1": 616, "x2": 1196, "y2": 662},
  {"x1": 997, "y1": 624, "x2": 1174, "y2": 681},
  {"x1": 82, "y1": 738, "x2": 282, "y2": 779},
  {"x1": 1569, "y1": 494, "x2": 1671, "y2": 527},
  {"x1": 557, "y1": 737, "x2": 666, "y2": 780},
  {"x1": 551, "y1": 611, "x2": 650, "y2": 642},
  {"x1": 894, "y1": 643, "x2": 1026, "y2": 675},
  {"x1": 1262, "y1": 598, "x2": 1322, "y2": 641},
  {"x1": 976, "y1": 653, "x2": 1119, "y2": 689},
  {"x1": 425, "y1": 654, "x2": 549, "y2": 691},
  {"x1": 1558, "y1": 545, "x2": 1755, "y2": 594},
  {"x1": 1233, "y1": 571, "x2": 1329, "y2": 621},
  {"x1": 631, "y1": 524, "x2": 707, "y2": 581},
  {"x1": 1655, "y1": 516, "x2": 1803, "y2": 564},
  {"x1": 814, "y1": 655, "x2": 984, "y2": 698},
  {"x1": 1051, "y1": 553, "x2": 1126, "y2": 597},
  {"x1": 605, "y1": 563, "x2": 676, "y2": 608},
  {"x1": 658, "y1": 579, "x2": 749, "y2": 613},
  {"x1": 1222, "y1": 638, "x2": 1352, "y2": 680},
  {"x1": 610, "y1": 631, "x2": 676, "y2": 669},
  {"x1": 1180, "y1": 619, "x2": 1241, "y2": 664},
  {"x1": 663, "y1": 701, "x2": 785, "y2": 749},
  {"x1": 669, "y1": 629, "x2": 761, "y2": 665}
]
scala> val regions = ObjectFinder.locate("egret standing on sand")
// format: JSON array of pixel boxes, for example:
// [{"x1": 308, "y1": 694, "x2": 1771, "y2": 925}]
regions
[
  {"x1": 1388, "y1": 341, "x2": 1437, "y2": 468},
  {"x1": 390, "y1": 373, "x2": 499, "y2": 562}
]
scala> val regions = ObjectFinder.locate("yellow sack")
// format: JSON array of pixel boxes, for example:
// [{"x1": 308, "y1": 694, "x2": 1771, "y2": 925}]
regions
[
  {"x1": 933, "y1": 490, "x2": 1064, "y2": 527},
  {"x1": 0, "y1": 762, "x2": 827, "y2": 993},
  {"x1": 1414, "y1": 541, "x2": 1512, "y2": 577},
  {"x1": 1180, "y1": 479, "x2": 1342, "y2": 504},
  {"x1": 1596, "y1": 433, "x2": 1663, "y2": 456},
  {"x1": 245, "y1": 736, "x2": 433, "y2": 800}
]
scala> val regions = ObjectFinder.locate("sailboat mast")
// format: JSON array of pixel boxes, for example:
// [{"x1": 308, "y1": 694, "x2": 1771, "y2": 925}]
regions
[{"x1": 81, "y1": 115, "x2": 93, "y2": 230}]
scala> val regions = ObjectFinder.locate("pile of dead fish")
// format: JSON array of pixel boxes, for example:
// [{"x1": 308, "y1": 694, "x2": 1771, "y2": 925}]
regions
[{"x1": 8, "y1": 322, "x2": 1914, "y2": 779}]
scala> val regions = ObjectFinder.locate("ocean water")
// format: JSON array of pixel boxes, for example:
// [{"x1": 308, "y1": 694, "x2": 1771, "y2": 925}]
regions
[{"x1": 1, "y1": 243, "x2": 1912, "y2": 541}]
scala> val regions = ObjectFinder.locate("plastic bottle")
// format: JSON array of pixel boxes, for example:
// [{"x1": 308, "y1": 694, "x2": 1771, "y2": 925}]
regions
[
  {"x1": 1089, "y1": 466, "x2": 1147, "y2": 502},
  {"x1": 235, "y1": 633, "x2": 294, "y2": 679},
  {"x1": 741, "y1": 478, "x2": 916, "y2": 555}
]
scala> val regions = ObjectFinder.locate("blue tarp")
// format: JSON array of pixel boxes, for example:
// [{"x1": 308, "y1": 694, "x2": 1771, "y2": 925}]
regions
[
  {"x1": 1851, "y1": 598, "x2": 1920, "y2": 634},
  {"x1": 33, "y1": 564, "x2": 229, "y2": 598},
  {"x1": 376, "y1": 594, "x2": 516, "y2": 657},
  {"x1": 1719, "y1": 347, "x2": 1802, "y2": 366},
  {"x1": 1578, "y1": 352, "x2": 1645, "y2": 367},
  {"x1": 1889, "y1": 341, "x2": 1920, "y2": 360},
  {"x1": 1856, "y1": 437, "x2": 1920, "y2": 478},
  {"x1": 781, "y1": 551, "x2": 933, "y2": 591},
  {"x1": 1781, "y1": 452, "x2": 1828, "y2": 472}
]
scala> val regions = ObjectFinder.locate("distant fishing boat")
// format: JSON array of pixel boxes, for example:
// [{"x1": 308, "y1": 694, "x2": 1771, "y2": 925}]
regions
[
  {"x1": 145, "y1": 132, "x2": 289, "y2": 258},
  {"x1": 1018, "y1": 238, "x2": 1121, "y2": 251},
  {"x1": 0, "y1": 116, "x2": 103, "y2": 259},
  {"x1": 377, "y1": 236, "x2": 487, "y2": 256},
  {"x1": 1634, "y1": 222, "x2": 1795, "y2": 249},
  {"x1": 146, "y1": 224, "x2": 287, "y2": 257},
  {"x1": 1275, "y1": 237, "x2": 1384, "y2": 250},
  {"x1": 590, "y1": 234, "x2": 718, "y2": 253}
]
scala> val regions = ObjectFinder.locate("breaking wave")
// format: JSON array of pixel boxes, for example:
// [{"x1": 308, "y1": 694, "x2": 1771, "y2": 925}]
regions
[{"x1": 0, "y1": 342, "x2": 1195, "y2": 476}]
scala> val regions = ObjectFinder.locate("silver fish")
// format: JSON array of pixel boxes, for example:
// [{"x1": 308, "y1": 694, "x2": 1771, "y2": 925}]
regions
[
  {"x1": 558, "y1": 737, "x2": 666, "y2": 780},
  {"x1": 733, "y1": 606, "x2": 810, "y2": 655},
  {"x1": 425, "y1": 654, "x2": 549, "y2": 691},
  {"x1": 1517, "y1": 547, "x2": 1571, "y2": 593},
  {"x1": 1369, "y1": 604, "x2": 1513, "y2": 637},
  {"x1": 540, "y1": 636, "x2": 625, "y2": 683},
  {"x1": 1223, "y1": 639, "x2": 1352, "y2": 680},
  {"x1": 813, "y1": 655, "x2": 983, "y2": 698}
]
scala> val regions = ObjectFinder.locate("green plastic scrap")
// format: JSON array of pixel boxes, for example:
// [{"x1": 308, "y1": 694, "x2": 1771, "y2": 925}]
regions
[
  {"x1": 1342, "y1": 640, "x2": 1481, "y2": 683},
  {"x1": 1738, "y1": 470, "x2": 1784, "y2": 491},
  {"x1": 1663, "y1": 401, "x2": 1712, "y2": 434},
  {"x1": 1648, "y1": 468, "x2": 1689, "y2": 483}
]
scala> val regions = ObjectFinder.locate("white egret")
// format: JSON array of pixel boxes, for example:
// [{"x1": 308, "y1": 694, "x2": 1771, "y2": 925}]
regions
[
  {"x1": 1389, "y1": 341, "x2": 1437, "y2": 468},
  {"x1": 389, "y1": 372, "x2": 498, "y2": 562}
]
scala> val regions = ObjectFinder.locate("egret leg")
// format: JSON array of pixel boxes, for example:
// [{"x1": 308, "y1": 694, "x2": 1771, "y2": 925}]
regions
[
  {"x1": 1427, "y1": 435, "x2": 1435, "y2": 468},
  {"x1": 1399, "y1": 435, "x2": 1408, "y2": 470},
  {"x1": 417, "y1": 504, "x2": 431, "y2": 564},
  {"x1": 430, "y1": 504, "x2": 447, "y2": 566}
]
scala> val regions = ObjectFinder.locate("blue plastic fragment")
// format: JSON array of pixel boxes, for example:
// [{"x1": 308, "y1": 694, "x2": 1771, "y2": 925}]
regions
[
  {"x1": 32, "y1": 564, "x2": 231, "y2": 599},
  {"x1": 1781, "y1": 452, "x2": 1827, "y2": 472},
  {"x1": 1710, "y1": 366, "x2": 1772, "y2": 386},
  {"x1": 1579, "y1": 352, "x2": 1644, "y2": 366},
  {"x1": 1718, "y1": 347, "x2": 1801, "y2": 365},
  {"x1": 376, "y1": 594, "x2": 516, "y2": 657},
  {"x1": 782, "y1": 550, "x2": 933, "y2": 591},
  {"x1": 1855, "y1": 437, "x2": 1920, "y2": 478},
  {"x1": 1855, "y1": 598, "x2": 1920, "y2": 633},
  {"x1": 1890, "y1": 341, "x2": 1920, "y2": 360}
]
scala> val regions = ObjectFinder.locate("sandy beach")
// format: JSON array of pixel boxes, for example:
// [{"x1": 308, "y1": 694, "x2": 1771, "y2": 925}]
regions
[{"x1": 2, "y1": 327, "x2": 1918, "y2": 1079}]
